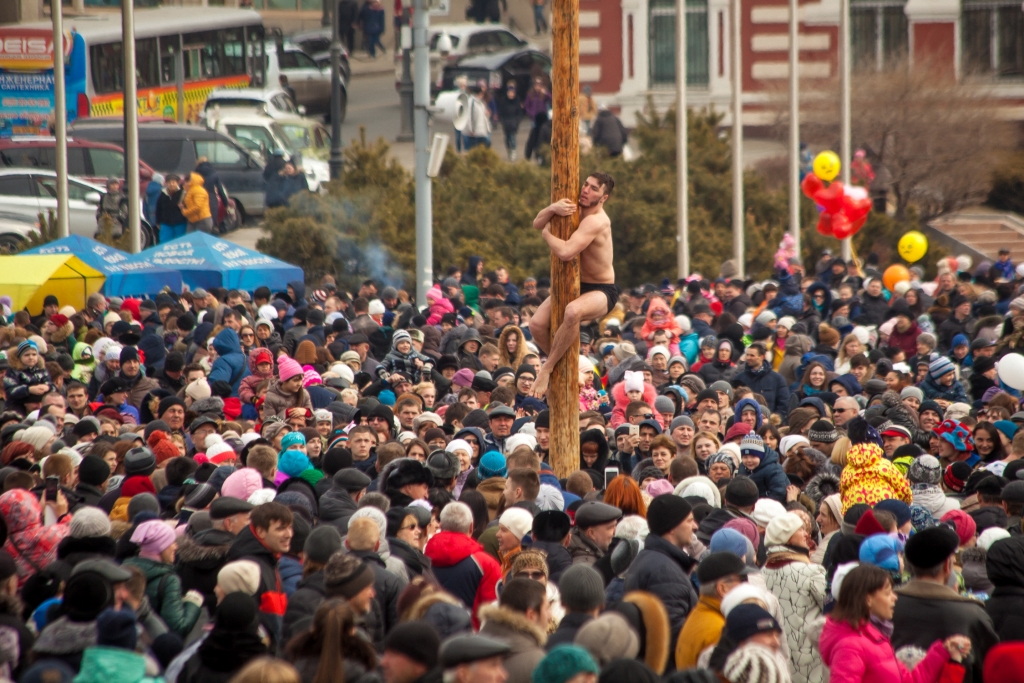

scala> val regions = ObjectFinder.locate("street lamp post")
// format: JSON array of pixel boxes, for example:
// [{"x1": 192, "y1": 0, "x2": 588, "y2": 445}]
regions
[{"x1": 329, "y1": 0, "x2": 345, "y2": 181}]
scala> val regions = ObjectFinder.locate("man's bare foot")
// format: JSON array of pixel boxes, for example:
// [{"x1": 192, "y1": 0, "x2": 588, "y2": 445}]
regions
[{"x1": 532, "y1": 366, "x2": 551, "y2": 399}]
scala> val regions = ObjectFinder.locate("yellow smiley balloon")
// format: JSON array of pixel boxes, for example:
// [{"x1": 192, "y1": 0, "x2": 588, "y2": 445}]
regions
[
  {"x1": 897, "y1": 231, "x2": 928, "y2": 263},
  {"x1": 813, "y1": 151, "x2": 841, "y2": 182}
]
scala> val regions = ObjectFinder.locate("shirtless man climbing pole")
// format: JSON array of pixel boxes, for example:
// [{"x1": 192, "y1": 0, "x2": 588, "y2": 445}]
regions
[{"x1": 530, "y1": 172, "x2": 618, "y2": 398}]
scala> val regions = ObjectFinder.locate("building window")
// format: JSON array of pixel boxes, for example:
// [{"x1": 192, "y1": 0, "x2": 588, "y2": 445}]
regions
[
  {"x1": 963, "y1": 1, "x2": 1024, "y2": 78},
  {"x1": 649, "y1": 0, "x2": 709, "y2": 88},
  {"x1": 850, "y1": 0, "x2": 908, "y2": 72}
]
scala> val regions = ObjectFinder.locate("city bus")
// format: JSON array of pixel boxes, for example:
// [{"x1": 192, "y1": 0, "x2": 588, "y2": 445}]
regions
[{"x1": 1, "y1": 7, "x2": 267, "y2": 136}]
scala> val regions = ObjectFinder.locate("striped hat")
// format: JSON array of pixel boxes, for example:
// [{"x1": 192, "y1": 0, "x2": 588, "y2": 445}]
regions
[
  {"x1": 739, "y1": 434, "x2": 765, "y2": 461},
  {"x1": 929, "y1": 356, "x2": 955, "y2": 380},
  {"x1": 16, "y1": 340, "x2": 37, "y2": 359}
]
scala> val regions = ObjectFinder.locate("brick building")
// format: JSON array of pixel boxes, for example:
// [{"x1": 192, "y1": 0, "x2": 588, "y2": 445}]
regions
[{"x1": 583, "y1": 0, "x2": 1023, "y2": 125}]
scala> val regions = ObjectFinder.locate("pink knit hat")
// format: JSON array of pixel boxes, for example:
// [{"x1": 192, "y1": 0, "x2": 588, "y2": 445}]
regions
[
  {"x1": 303, "y1": 368, "x2": 322, "y2": 387},
  {"x1": 221, "y1": 468, "x2": 264, "y2": 501},
  {"x1": 131, "y1": 519, "x2": 176, "y2": 557},
  {"x1": 278, "y1": 356, "x2": 303, "y2": 382},
  {"x1": 645, "y1": 479, "x2": 674, "y2": 497}
]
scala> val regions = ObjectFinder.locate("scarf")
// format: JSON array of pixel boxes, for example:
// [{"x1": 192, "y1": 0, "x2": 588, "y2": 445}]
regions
[
  {"x1": 765, "y1": 544, "x2": 811, "y2": 569},
  {"x1": 870, "y1": 614, "x2": 894, "y2": 639}
]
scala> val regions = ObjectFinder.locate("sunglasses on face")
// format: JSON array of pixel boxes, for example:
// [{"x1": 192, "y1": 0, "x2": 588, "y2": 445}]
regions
[{"x1": 515, "y1": 570, "x2": 546, "y2": 580}]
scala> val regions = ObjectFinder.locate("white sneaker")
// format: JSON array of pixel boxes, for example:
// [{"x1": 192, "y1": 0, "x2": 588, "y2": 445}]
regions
[{"x1": 509, "y1": 150, "x2": 517, "y2": 161}]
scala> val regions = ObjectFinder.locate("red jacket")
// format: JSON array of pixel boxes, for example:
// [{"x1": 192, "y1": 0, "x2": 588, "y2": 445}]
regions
[
  {"x1": 424, "y1": 530, "x2": 501, "y2": 628},
  {"x1": 0, "y1": 489, "x2": 71, "y2": 587},
  {"x1": 820, "y1": 616, "x2": 957, "y2": 683}
]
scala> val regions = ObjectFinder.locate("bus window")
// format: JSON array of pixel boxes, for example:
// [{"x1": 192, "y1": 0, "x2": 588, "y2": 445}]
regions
[
  {"x1": 90, "y1": 43, "x2": 125, "y2": 95},
  {"x1": 137, "y1": 38, "x2": 160, "y2": 89},
  {"x1": 160, "y1": 38, "x2": 179, "y2": 85},
  {"x1": 222, "y1": 28, "x2": 246, "y2": 76}
]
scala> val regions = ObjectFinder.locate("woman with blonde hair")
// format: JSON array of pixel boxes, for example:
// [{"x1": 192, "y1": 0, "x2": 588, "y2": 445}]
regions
[
  {"x1": 285, "y1": 599, "x2": 379, "y2": 683},
  {"x1": 498, "y1": 325, "x2": 528, "y2": 370},
  {"x1": 690, "y1": 430, "x2": 721, "y2": 474},
  {"x1": 835, "y1": 334, "x2": 865, "y2": 375},
  {"x1": 229, "y1": 659, "x2": 302, "y2": 683}
]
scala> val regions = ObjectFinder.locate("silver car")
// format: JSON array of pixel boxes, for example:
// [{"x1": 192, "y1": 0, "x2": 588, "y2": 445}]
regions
[{"x1": 0, "y1": 170, "x2": 156, "y2": 248}]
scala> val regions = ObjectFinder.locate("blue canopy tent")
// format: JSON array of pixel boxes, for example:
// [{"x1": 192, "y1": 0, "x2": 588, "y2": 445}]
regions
[
  {"x1": 22, "y1": 236, "x2": 183, "y2": 297},
  {"x1": 135, "y1": 232, "x2": 303, "y2": 291}
]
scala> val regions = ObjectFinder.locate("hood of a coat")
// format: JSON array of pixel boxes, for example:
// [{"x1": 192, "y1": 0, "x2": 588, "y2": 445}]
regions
[
  {"x1": 985, "y1": 534, "x2": 1024, "y2": 588},
  {"x1": 846, "y1": 443, "x2": 883, "y2": 470},
  {"x1": 248, "y1": 347, "x2": 274, "y2": 375},
  {"x1": 189, "y1": 171, "x2": 205, "y2": 187},
  {"x1": 424, "y1": 530, "x2": 485, "y2": 567},
  {"x1": 212, "y1": 328, "x2": 242, "y2": 357},
  {"x1": 0, "y1": 489, "x2": 41, "y2": 535},
  {"x1": 580, "y1": 428, "x2": 610, "y2": 472}
]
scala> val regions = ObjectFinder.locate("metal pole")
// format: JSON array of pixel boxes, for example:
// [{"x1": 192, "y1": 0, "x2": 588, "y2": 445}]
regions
[
  {"x1": 123, "y1": 0, "x2": 140, "y2": 253},
  {"x1": 413, "y1": 0, "x2": 432, "y2": 308},
  {"x1": 398, "y1": 10, "x2": 414, "y2": 142},
  {"x1": 788, "y1": 0, "x2": 799, "y2": 254},
  {"x1": 329, "y1": 0, "x2": 344, "y2": 180},
  {"x1": 839, "y1": 0, "x2": 852, "y2": 261},
  {"x1": 731, "y1": 0, "x2": 744, "y2": 278},
  {"x1": 175, "y1": 37, "x2": 185, "y2": 123},
  {"x1": 52, "y1": 2, "x2": 69, "y2": 238},
  {"x1": 676, "y1": 0, "x2": 688, "y2": 278}
]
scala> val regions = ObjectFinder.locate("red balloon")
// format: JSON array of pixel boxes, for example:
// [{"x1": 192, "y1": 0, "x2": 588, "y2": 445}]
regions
[
  {"x1": 813, "y1": 181, "x2": 846, "y2": 215},
  {"x1": 801, "y1": 174, "x2": 824, "y2": 201},
  {"x1": 831, "y1": 213, "x2": 854, "y2": 240},
  {"x1": 851, "y1": 214, "x2": 868, "y2": 233},
  {"x1": 816, "y1": 213, "x2": 834, "y2": 236},
  {"x1": 842, "y1": 195, "x2": 872, "y2": 221}
]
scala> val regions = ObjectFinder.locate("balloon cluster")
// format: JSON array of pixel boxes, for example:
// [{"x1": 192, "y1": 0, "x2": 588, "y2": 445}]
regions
[{"x1": 800, "y1": 151, "x2": 872, "y2": 240}]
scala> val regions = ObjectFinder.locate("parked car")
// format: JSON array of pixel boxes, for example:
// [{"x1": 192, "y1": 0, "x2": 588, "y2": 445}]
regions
[
  {"x1": 400, "y1": 23, "x2": 533, "y2": 94},
  {"x1": 0, "y1": 212, "x2": 42, "y2": 254},
  {"x1": 289, "y1": 28, "x2": 352, "y2": 81},
  {"x1": 0, "y1": 170, "x2": 157, "y2": 248},
  {"x1": 438, "y1": 48, "x2": 551, "y2": 96},
  {"x1": 68, "y1": 119, "x2": 265, "y2": 222},
  {"x1": 205, "y1": 109, "x2": 328, "y2": 192},
  {"x1": 263, "y1": 43, "x2": 335, "y2": 118},
  {"x1": 0, "y1": 137, "x2": 157, "y2": 188}
]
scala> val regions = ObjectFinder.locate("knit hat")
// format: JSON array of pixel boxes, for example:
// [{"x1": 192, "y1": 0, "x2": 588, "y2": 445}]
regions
[
  {"x1": 706, "y1": 451, "x2": 737, "y2": 476},
  {"x1": 384, "y1": 622, "x2": 441, "y2": 669},
  {"x1": 978, "y1": 527, "x2": 1011, "y2": 551},
  {"x1": 17, "y1": 426, "x2": 53, "y2": 451},
  {"x1": 858, "y1": 534, "x2": 904, "y2": 573},
  {"x1": 78, "y1": 455, "x2": 111, "y2": 487},
  {"x1": 724, "y1": 642, "x2": 789, "y2": 683},
  {"x1": 131, "y1": 520, "x2": 176, "y2": 556},
  {"x1": 127, "y1": 493, "x2": 160, "y2": 520},
  {"x1": 71, "y1": 506, "x2": 111, "y2": 539},
  {"x1": 624, "y1": 371, "x2": 644, "y2": 394},
  {"x1": 764, "y1": 512, "x2": 804, "y2": 546},
  {"x1": 96, "y1": 608, "x2": 138, "y2": 650},
  {"x1": 873, "y1": 499, "x2": 911, "y2": 528},
  {"x1": 646, "y1": 494, "x2": 693, "y2": 536},
  {"x1": 304, "y1": 525, "x2": 343, "y2": 564},
  {"x1": 739, "y1": 434, "x2": 765, "y2": 462},
  {"x1": 724, "y1": 604, "x2": 782, "y2": 645},
  {"x1": 146, "y1": 430, "x2": 179, "y2": 465},
  {"x1": 558, "y1": 565, "x2": 606, "y2": 612},
  {"x1": 929, "y1": 356, "x2": 955, "y2": 380},
  {"x1": 984, "y1": 643, "x2": 1024, "y2": 683},
  {"x1": 936, "y1": 419, "x2": 973, "y2": 452},
  {"x1": 807, "y1": 420, "x2": 840, "y2": 443},
  {"x1": 908, "y1": 455, "x2": 942, "y2": 486},
  {"x1": 279, "y1": 449, "x2": 312, "y2": 478},
  {"x1": 478, "y1": 451, "x2": 507, "y2": 479},
  {"x1": 725, "y1": 477, "x2": 759, "y2": 508},
  {"x1": 724, "y1": 422, "x2": 753, "y2": 443},
  {"x1": 221, "y1": 468, "x2": 264, "y2": 501},
  {"x1": 944, "y1": 462, "x2": 972, "y2": 492},
  {"x1": 751, "y1": 499, "x2": 787, "y2": 528},
  {"x1": 941, "y1": 509, "x2": 977, "y2": 547},
  {"x1": 573, "y1": 613, "x2": 640, "y2": 666},
  {"x1": 324, "y1": 554, "x2": 376, "y2": 599},
  {"x1": 499, "y1": 507, "x2": 534, "y2": 541},
  {"x1": 185, "y1": 378, "x2": 212, "y2": 402},
  {"x1": 277, "y1": 356, "x2": 304, "y2": 382},
  {"x1": 217, "y1": 560, "x2": 262, "y2": 595},
  {"x1": 854, "y1": 509, "x2": 886, "y2": 536},
  {"x1": 533, "y1": 646, "x2": 599, "y2": 683},
  {"x1": 901, "y1": 386, "x2": 925, "y2": 403}
]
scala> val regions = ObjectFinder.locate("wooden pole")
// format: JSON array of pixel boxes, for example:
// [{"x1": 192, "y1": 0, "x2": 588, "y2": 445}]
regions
[{"x1": 548, "y1": 0, "x2": 581, "y2": 481}]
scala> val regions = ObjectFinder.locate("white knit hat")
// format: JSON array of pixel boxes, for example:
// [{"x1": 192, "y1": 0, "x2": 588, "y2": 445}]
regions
[
  {"x1": 217, "y1": 560, "x2": 262, "y2": 595},
  {"x1": 70, "y1": 506, "x2": 112, "y2": 539},
  {"x1": 764, "y1": 512, "x2": 805, "y2": 546},
  {"x1": 17, "y1": 425, "x2": 53, "y2": 451},
  {"x1": 498, "y1": 507, "x2": 534, "y2": 541},
  {"x1": 368, "y1": 299, "x2": 385, "y2": 316}
]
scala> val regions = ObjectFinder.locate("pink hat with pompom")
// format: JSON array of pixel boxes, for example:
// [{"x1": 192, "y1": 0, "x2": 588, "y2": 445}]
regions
[{"x1": 277, "y1": 356, "x2": 303, "y2": 382}]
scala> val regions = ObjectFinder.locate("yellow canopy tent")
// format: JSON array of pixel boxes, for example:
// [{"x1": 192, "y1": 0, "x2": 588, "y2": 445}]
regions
[{"x1": 0, "y1": 255, "x2": 105, "y2": 315}]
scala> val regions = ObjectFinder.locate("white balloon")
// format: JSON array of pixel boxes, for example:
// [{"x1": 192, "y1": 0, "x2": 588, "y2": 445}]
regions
[{"x1": 997, "y1": 353, "x2": 1024, "y2": 391}]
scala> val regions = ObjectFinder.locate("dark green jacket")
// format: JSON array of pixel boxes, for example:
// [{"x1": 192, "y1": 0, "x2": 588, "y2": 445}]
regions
[{"x1": 123, "y1": 556, "x2": 201, "y2": 637}]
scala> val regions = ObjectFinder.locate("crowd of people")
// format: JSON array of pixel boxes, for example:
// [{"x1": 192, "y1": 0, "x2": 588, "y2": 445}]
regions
[{"x1": 4, "y1": 246, "x2": 1024, "y2": 683}]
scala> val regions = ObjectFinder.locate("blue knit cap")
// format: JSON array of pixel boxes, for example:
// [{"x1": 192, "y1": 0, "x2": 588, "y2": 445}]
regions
[
  {"x1": 16, "y1": 340, "x2": 37, "y2": 359},
  {"x1": 951, "y1": 334, "x2": 969, "y2": 349},
  {"x1": 478, "y1": 451, "x2": 507, "y2": 479},
  {"x1": 858, "y1": 534, "x2": 904, "y2": 573},
  {"x1": 873, "y1": 499, "x2": 912, "y2": 528},
  {"x1": 709, "y1": 527, "x2": 750, "y2": 561},
  {"x1": 929, "y1": 356, "x2": 955, "y2": 381},
  {"x1": 281, "y1": 431, "x2": 306, "y2": 449},
  {"x1": 278, "y1": 449, "x2": 312, "y2": 477}
]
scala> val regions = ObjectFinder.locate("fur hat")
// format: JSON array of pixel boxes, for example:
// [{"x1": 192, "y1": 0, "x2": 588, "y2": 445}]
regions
[{"x1": 382, "y1": 458, "x2": 434, "y2": 493}]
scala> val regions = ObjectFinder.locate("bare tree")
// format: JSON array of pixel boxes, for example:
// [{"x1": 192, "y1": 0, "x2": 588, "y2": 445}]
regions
[{"x1": 769, "y1": 63, "x2": 1016, "y2": 220}]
